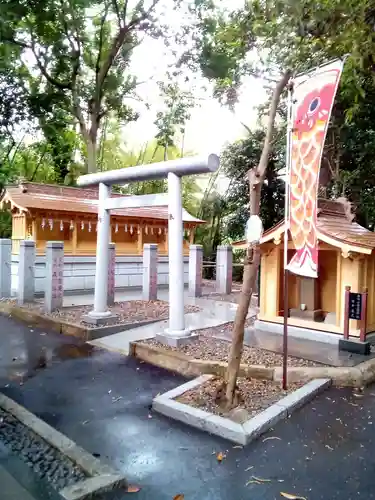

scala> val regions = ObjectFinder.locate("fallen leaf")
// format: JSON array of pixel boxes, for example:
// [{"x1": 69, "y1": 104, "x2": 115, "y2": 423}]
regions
[
  {"x1": 112, "y1": 396, "x2": 123, "y2": 403},
  {"x1": 280, "y1": 493, "x2": 307, "y2": 500},
  {"x1": 126, "y1": 485, "x2": 141, "y2": 493},
  {"x1": 216, "y1": 452, "x2": 226, "y2": 462},
  {"x1": 173, "y1": 495, "x2": 184, "y2": 500},
  {"x1": 263, "y1": 436, "x2": 281, "y2": 442},
  {"x1": 252, "y1": 476, "x2": 272, "y2": 483}
]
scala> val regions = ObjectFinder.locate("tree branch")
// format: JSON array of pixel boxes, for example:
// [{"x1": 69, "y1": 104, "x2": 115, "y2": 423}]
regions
[
  {"x1": 30, "y1": 41, "x2": 72, "y2": 90},
  {"x1": 122, "y1": 0, "x2": 129, "y2": 24},
  {"x1": 249, "y1": 70, "x2": 292, "y2": 215},
  {"x1": 96, "y1": 4, "x2": 110, "y2": 81},
  {"x1": 111, "y1": 0, "x2": 123, "y2": 29}
]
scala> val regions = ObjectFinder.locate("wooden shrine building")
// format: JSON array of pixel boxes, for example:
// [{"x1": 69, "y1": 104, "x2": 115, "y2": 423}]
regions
[
  {"x1": 0, "y1": 181, "x2": 204, "y2": 295},
  {"x1": 234, "y1": 198, "x2": 375, "y2": 340},
  {"x1": 0, "y1": 182, "x2": 203, "y2": 256}
]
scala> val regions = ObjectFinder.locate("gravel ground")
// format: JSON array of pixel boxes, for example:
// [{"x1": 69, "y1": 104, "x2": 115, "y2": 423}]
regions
[
  {"x1": 176, "y1": 377, "x2": 301, "y2": 418},
  {"x1": 3, "y1": 299, "x2": 200, "y2": 328},
  {"x1": 144, "y1": 329, "x2": 324, "y2": 367},
  {"x1": 0, "y1": 408, "x2": 86, "y2": 490}
]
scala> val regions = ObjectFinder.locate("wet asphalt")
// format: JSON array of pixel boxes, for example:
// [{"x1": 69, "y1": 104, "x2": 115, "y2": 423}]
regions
[{"x1": 0, "y1": 313, "x2": 375, "y2": 499}]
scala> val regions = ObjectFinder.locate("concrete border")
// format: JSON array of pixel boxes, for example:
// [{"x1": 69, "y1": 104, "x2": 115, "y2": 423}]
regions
[
  {"x1": 153, "y1": 375, "x2": 331, "y2": 445},
  {"x1": 0, "y1": 393, "x2": 126, "y2": 500},
  {"x1": 0, "y1": 301, "x2": 162, "y2": 341},
  {"x1": 131, "y1": 341, "x2": 375, "y2": 387}
]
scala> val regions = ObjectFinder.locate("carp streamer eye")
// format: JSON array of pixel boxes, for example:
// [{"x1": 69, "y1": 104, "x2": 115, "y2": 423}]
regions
[{"x1": 308, "y1": 96, "x2": 320, "y2": 115}]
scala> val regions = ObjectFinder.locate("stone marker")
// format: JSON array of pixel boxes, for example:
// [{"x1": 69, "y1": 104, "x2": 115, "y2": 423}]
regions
[
  {"x1": 216, "y1": 245, "x2": 233, "y2": 295},
  {"x1": 45, "y1": 241, "x2": 64, "y2": 313},
  {"x1": 143, "y1": 243, "x2": 157, "y2": 301},
  {"x1": 189, "y1": 244, "x2": 203, "y2": 297},
  {"x1": 0, "y1": 239, "x2": 11, "y2": 299},
  {"x1": 18, "y1": 240, "x2": 35, "y2": 305},
  {"x1": 108, "y1": 243, "x2": 116, "y2": 306}
]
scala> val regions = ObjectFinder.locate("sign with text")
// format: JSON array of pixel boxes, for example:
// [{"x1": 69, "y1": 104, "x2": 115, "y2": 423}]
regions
[{"x1": 349, "y1": 292, "x2": 362, "y2": 320}]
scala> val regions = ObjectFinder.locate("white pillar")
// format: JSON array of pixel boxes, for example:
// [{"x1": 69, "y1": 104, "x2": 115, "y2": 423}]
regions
[
  {"x1": 107, "y1": 242, "x2": 116, "y2": 306},
  {"x1": 18, "y1": 240, "x2": 35, "y2": 305},
  {"x1": 166, "y1": 172, "x2": 186, "y2": 335},
  {"x1": 189, "y1": 244, "x2": 203, "y2": 297},
  {"x1": 142, "y1": 243, "x2": 158, "y2": 300},
  {"x1": 216, "y1": 245, "x2": 233, "y2": 294},
  {"x1": 90, "y1": 182, "x2": 112, "y2": 318},
  {"x1": 45, "y1": 241, "x2": 64, "y2": 313},
  {"x1": 0, "y1": 239, "x2": 11, "y2": 299}
]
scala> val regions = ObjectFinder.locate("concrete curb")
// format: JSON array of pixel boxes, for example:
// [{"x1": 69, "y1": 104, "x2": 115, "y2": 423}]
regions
[
  {"x1": 131, "y1": 341, "x2": 375, "y2": 388},
  {"x1": 153, "y1": 376, "x2": 332, "y2": 445},
  {"x1": 0, "y1": 301, "x2": 161, "y2": 341},
  {"x1": 0, "y1": 393, "x2": 127, "y2": 500}
]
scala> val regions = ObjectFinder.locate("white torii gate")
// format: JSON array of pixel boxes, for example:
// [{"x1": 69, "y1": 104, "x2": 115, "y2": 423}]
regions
[{"x1": 76, "y1": 154, "x2": 220, "y2": 339}]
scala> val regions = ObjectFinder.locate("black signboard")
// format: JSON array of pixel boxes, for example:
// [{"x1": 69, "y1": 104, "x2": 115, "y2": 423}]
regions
[{"x1": 349, "y1": 292, "x2": 362, "y2": 320}]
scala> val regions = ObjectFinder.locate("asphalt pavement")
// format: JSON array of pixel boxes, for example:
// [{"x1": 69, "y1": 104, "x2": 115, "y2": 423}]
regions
[{"x1": 0, "y1": 313, "x2": 375, "y2": 499}]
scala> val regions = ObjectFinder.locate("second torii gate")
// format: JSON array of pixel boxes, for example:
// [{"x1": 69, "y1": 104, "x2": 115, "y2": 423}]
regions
[{"x1": 76, "y1": 154, "x2": 220, "y2": 342}]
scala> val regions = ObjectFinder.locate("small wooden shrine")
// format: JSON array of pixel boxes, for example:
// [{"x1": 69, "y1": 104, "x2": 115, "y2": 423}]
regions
[
  {"x1": 0, "y1": 182, "x2": 204, "y2": 256},
  {"x1": 234, "y1": 198, "x2": 375, "y2": 339}
]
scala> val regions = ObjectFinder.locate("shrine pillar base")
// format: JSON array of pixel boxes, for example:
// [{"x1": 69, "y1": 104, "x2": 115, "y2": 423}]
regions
[{"x1": 339, "y1": 338, "x2": 371, "y2": 355}]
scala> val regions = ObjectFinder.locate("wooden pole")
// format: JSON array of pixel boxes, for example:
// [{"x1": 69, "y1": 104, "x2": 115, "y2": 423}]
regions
[
  {"x1": 360, "y1": 287, "x2": 368, "y2": 343},
  {"x1": 282, "y1": 83, "x2": 293, "y2": 391},
  {"x1": 343, "y1": 285, "x2": 351, "y2": 340}
]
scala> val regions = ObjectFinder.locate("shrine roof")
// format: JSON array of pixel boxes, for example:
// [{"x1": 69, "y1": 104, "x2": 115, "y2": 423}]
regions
[
  {"x1": 0, "y1": 182, "x2": 204, "y2": 224},
  {"x1": 233, "y1": 198, "x2": 375, "y2": 255}
]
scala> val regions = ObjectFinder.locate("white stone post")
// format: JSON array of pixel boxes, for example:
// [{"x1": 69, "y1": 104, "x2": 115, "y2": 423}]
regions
[
  {"x1": 166, "y1": 172, "x2": 186, "y2": 335},
  {"x1": 18, "y1": 240, "x2": 35, "y2": 305},
  {"x1": 216, "y1": 245, "x2": 233, "y2": 294},
  {"x1": 0, "y1": 239, "x2": 11, "y2": 299},
  {"x1": 108, "y1": 242, "x2": 116, "y2": 306},
  {"x1": 189, "y1": 244, "x2": 203, "y2": 297},
  {"x1": 142, "y1": 243, "x2": 158, "y2": 301},
  {"x1": 89, "y1": 182, "x2": 112, "y2": 320},
  {"x1": 45, "y1": 241, "x2": 64, "y2": 313}
]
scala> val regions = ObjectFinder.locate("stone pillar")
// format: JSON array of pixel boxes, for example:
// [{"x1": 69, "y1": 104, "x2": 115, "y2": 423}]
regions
[
  {"x1": 216, "y1": 245, "x2": 233, "y2": 294},
  {"x1": 167, "y1": 172, "x2": 186, "y2": 334},
  {"x1": 18, "y1": 240, "x2": 35, "y2": 305},
  {"x1": 143, "y1": 243, "x2": 158, "y2": 301},
  {"x1": 90, "y1": 182, "x2": 111, "y2": 319},
  {"x1": 108, "y1": 243, "x2": 116, "y2": 306},
  {"x1": 189, "y1": 244, "x2": 203, "y2": 297},
  {"x1": 45, "y1": 241, "x2": 64, "y2": 313},
  {"x1": 0, "y1": 239, "x2": 11, "y2": 299}
]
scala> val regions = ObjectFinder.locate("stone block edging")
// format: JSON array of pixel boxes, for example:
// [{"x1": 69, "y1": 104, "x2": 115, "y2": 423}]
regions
[
  {"x1": 131, "y1": 341, "x2": 375, "y2": 388},
  {"x1": 0, "y1": 393, "x2": 126, "y2": 500},
  {"x1": 0, "y1": 302, "x2": 160, "y2": 341},
  {"x1": 152, "y1": 375, "x2": 332, "y2": 445}
]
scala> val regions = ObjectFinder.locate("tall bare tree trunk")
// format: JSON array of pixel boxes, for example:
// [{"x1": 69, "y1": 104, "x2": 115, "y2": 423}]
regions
[
  {"x1": 224, "y1": 71, "x2": 292, "y2": 408},
  {"x1": 87, "y1": 137, "x2": 97, "y2": 174}
]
